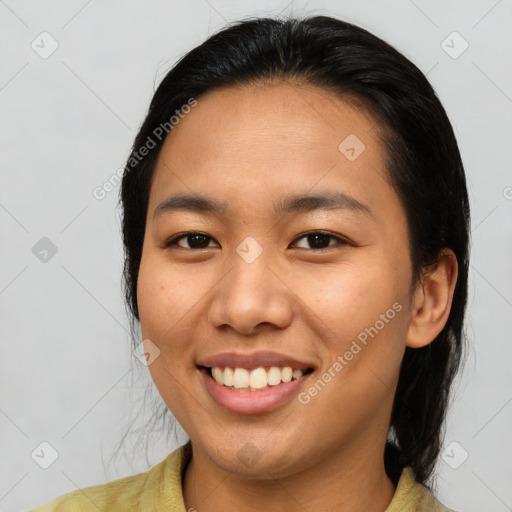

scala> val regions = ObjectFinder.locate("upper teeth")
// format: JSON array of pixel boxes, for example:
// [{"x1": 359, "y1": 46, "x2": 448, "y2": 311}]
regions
[{"x1": 211, "y1": 366, "x2": 304, "y2": 390}]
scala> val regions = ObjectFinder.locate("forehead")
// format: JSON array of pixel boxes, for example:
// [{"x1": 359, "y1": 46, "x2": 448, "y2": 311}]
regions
[
  {"x1": 148, "y1": 82, "x2": 397, "y2": 221},
  {"x1": 159, "y1": 82, "x2": 383, "y2": 165}
]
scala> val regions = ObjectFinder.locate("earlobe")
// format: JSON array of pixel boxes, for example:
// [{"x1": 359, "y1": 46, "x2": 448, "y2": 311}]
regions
[{"x1": 406, "y1": 249, "x2": 458, "y2": 349}]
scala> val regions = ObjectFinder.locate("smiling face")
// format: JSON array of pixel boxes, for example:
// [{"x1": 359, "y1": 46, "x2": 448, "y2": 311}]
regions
[{"x1": 137, "y1": 81, "x2": 415, "y2": 478}]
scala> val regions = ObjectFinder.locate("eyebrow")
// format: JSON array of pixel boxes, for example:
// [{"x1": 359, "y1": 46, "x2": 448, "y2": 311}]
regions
[{"x1": 153, "y1": 190, "x2": 373, "y2": 219}]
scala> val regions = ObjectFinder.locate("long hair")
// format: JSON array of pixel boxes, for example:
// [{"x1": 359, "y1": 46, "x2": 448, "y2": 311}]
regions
[{"x1": 119, "y1": 15, "x2": 470, "y2": 488}]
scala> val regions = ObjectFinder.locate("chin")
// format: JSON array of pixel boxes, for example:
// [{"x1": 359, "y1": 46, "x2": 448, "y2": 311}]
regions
[{"x1": 194, "y1": 433, "x2": 314, "y2": 479}]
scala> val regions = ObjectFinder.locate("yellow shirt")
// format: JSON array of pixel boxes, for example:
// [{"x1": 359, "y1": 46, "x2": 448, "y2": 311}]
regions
[{"x1": 31, "y1": 442, "x2": 454, "y2": 511}]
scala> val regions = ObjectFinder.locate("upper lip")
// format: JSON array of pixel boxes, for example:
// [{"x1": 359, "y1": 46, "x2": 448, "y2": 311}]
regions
[{"x1": 197, "y1": 351, "x2": 315, "y2": 371}]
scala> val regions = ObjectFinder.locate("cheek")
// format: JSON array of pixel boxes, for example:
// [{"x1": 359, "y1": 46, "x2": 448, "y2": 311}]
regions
[
  {"x1": 296, "y1": 275, "x2": 407, "y2": 434},
  {"x1": 293, "y1": 256, "x2": 410, "y2": 394},
  {"x1": 137, "y1": 256, "x2": 200, "y2": 414},
  {"x1": 295, "y1": 262, "x2": 402, "y2": 341},
  {"x1": 137, "y1": 254, "x2": 198, "y2": 341}
]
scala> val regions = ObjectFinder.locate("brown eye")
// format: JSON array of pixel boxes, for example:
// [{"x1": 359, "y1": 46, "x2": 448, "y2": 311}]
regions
[
  {"x1": 166, "y1": 232, "x2": 217, "y2": 249},
  {"x1": 292, "y1": 231, "x2": 349, "y2": 250}
]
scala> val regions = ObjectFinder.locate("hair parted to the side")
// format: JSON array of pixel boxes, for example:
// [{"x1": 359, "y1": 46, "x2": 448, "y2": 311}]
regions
[{"x1": 118, "y1": 15, "x2": 470, "y2": 489}]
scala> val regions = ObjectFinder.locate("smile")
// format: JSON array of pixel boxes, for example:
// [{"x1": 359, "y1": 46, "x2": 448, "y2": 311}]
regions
[
  {"x1": 199, "y1": 365, "x2": 315, "y2": 414},
  {"x1": 209, "y1": 365, "x2": 312, "y2": 391}
]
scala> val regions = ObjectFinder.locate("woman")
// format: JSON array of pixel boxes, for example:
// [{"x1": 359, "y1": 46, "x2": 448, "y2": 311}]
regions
[{"x1": 32, "y1": 14, "x2": 469, "y2": 511}]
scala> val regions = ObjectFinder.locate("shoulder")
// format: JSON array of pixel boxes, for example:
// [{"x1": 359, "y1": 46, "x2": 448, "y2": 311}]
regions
[
  {"x1": 386, "y1": 467, "x2": 457, "y2": 512},
  {"x1": 29, "y1": 443, "x2": 191, "y2": 512}
]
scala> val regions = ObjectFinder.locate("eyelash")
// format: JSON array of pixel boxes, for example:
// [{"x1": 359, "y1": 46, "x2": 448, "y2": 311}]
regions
[{"x1": 164, "y1": 231, "x2": 351, "y2": 251}]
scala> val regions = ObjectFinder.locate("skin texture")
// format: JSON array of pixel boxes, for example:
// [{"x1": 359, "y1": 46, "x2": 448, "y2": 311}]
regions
[{"x1": 137, "y1": 81, "x2": 458, "y2": 511}]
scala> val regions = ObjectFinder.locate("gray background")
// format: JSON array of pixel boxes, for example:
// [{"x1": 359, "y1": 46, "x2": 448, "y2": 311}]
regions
[{"x1": 1, "y1": 1, "x2": 511, "y2": 511}]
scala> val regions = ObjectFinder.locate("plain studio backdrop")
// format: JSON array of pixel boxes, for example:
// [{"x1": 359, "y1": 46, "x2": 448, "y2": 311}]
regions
[{"x1": 0, "y1": 1, "x2": 511, "y2": 511}]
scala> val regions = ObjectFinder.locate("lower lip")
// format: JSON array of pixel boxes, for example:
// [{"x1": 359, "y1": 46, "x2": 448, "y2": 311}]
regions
[{"x1": 200, "y1": 367, "x2": 312, "y2": 415}]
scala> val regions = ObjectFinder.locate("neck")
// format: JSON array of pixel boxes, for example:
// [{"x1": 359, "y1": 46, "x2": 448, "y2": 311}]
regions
[{"x1": 182, "y1": 437, "x2": 396, "y2": 512}]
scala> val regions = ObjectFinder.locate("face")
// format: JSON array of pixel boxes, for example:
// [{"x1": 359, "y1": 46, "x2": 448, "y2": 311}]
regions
[{"x1": 137, "y1": 82, "x2": 414, "y2": 478}]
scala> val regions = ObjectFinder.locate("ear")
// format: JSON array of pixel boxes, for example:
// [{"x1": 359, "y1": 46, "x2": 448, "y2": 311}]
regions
[{"x1": 406, "y1": 249, "x2": 458, "y2": 348}]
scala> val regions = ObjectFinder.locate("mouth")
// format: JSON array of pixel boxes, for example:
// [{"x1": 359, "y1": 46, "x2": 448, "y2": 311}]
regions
[
  {"x1": 198, "y1": 364, "x2": 315, "y2": 415},
  {"x1": 202, "y1": 365, "x2": 315, "y2": 391}
]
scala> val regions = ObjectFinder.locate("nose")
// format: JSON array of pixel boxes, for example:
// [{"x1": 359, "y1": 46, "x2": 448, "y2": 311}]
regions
[{"x1": 208, "y1": 246, "x2": 294, "y2": 336}]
